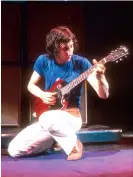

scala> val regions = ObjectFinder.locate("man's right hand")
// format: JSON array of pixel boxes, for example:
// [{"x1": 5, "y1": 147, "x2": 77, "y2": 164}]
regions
[{"x1": 40, "y1": 92, "x2": 57, "y2": 105}]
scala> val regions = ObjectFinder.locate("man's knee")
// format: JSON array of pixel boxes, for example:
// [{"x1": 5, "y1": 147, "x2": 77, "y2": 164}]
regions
[
  {"x1": 8, "y1": 142, "x2": 21, "y2": 157},
  {"x1": 8, "y1": 139, "x2": 28, "y2": 158}
]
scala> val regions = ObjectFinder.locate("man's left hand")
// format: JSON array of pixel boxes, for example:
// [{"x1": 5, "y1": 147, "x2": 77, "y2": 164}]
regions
[{"x1": 92, "y1": 59, "x2": 106, "y2": 78}]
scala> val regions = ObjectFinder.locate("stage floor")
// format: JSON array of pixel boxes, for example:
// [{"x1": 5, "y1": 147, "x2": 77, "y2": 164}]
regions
[{"x1": 1, "y1": 144, "x2": 133, "y2": 177}]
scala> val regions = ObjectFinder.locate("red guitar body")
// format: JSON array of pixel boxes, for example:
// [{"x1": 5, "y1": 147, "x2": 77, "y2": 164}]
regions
[{"x1": 34, "y1": 79, "x2": 68, "y2": 118}]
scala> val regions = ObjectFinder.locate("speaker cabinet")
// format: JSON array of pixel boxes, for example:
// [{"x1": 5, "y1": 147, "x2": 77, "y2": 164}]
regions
[{"x1": 1, "y1": 67, "x2": 21, "y2": 126}]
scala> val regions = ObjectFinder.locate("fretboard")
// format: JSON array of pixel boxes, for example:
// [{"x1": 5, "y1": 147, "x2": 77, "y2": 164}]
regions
[{"x1": 60, "y1": 57, "x2": 107, "y2": 95}]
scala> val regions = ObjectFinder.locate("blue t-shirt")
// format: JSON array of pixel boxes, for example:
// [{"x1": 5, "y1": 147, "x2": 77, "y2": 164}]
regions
[{"x1": 33, "y1": 54, "x2": 92, "y2": 109}]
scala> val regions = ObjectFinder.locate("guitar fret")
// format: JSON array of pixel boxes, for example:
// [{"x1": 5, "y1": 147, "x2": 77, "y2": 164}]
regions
[
  {"x1": 61, "y1": 59, "x2": 107, "y2": 95},
  {"x1": 61, "y1": 69, "x2": 92, "y2": 95},
  {"x1": 61, "y1": 68, "x2": 90, "y2": 95},
  {"x1": 99, "y1": 58, "x2": 106, "y2": 65}
]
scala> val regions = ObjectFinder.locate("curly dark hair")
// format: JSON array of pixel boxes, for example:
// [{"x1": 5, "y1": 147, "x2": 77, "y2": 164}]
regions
[{"x1": 46, "y1": 26, "x2": 78, "y2": 57}]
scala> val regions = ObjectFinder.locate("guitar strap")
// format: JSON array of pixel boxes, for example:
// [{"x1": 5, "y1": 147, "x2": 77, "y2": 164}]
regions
[{"x1": 72, "y1": 56, "x2": 78, "y2": 71}]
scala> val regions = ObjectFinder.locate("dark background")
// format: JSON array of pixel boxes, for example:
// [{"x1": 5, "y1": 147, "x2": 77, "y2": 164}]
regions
[{"x1": 1, "y1": 1, "x2": 133, "y2": 131}]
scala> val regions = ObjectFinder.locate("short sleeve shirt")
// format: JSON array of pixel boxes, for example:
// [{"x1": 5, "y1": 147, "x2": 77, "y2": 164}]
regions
[{"x1": 33, "y1": 54, "x2": 92, "y2": 109}]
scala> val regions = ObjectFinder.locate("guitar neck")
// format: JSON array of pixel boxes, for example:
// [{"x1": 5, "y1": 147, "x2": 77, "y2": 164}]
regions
[{"x1": 61, "y1": 57, "x2": 107, "y2": 95}]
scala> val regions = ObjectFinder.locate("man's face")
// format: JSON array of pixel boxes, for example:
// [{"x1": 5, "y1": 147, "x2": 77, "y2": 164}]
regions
[{"x1": 58, "y1": 40, "x2": 74, "y2": 63}]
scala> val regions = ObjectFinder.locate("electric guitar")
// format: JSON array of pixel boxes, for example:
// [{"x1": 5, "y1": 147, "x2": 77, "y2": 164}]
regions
[{"x1": 34, "y1": 46, "x2": 129, "y2": 118}]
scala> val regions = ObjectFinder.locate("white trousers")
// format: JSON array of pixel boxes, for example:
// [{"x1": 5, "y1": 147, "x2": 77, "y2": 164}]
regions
[{"x1": 8, "y1": 110, "x2": 82, "y2": 157}]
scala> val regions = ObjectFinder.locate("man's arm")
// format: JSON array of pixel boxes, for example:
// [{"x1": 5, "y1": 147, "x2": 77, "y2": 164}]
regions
[
  {"x1": 27, "y1": 71, "x2": 56, "y2": 105},
  {"x1": 87, "y1": 59, "x2": 109, "y2": 99},
  {"x1": 27, "y1": 71, "x2": 44, "y2": 98}
]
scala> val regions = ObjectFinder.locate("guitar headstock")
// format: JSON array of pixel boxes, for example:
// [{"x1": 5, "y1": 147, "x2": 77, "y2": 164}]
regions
[{"x1": 106, "y1": 46, "x2": 129, "y2": 63}]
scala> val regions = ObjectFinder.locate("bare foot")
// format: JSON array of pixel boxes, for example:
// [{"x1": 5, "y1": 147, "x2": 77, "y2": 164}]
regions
[{"x1": 67, "y1": 140, "x2": 83, "y2": 161}]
